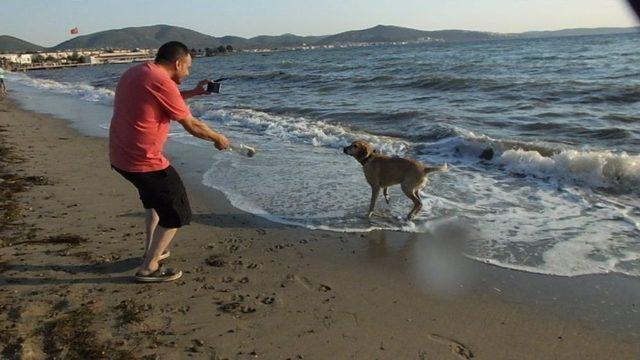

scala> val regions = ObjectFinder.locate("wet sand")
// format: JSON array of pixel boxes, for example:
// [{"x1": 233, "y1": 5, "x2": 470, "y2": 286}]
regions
[{"x1": 0, "y1": 96, "x2": 639, "y2": 359}]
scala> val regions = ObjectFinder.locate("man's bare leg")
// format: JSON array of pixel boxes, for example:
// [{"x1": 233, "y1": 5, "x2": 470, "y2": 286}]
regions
[
  {"x1": 138, "y1": 226, "x2": 178, "y2": 274},
  {"x1": 144, "y1": 209, "x2": 160, "y2": 255}
]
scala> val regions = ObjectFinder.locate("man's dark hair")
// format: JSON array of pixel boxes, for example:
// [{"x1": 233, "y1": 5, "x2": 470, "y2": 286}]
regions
[{"x1": 155, "y1": 41, "x2": 190, "y2": 64}]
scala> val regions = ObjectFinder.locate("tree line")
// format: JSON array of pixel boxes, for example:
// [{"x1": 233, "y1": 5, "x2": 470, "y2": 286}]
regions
[
  {"x1": 191, "y1": 45, "x2": 234, "y2": 57},
  {"x1": 32, "y1": 52, "x2": 86, "y2": 64}
]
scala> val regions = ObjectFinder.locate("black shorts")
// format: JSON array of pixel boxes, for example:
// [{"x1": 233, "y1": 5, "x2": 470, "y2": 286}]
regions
[{"x1": 112, "y1": 165, "x2": 192, "y2": 228}]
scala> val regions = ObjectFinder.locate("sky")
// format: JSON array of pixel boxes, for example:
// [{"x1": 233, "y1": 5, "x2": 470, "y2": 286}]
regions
[{"x1": 1, "y1": 0, "x2": 637, "y2": 47}]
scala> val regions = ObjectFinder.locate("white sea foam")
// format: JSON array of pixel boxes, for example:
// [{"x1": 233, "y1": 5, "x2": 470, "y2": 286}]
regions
[
  {"x1": 199, "y1": 108, "x2": 409, "y2": 155},
  {"x1": 467, "y1": 238, "x2": 640, "y2": 278},
  {"x1": 420, "y1": 131, "x2": 640, "y2": 192},
  {"x1": 201, "y1": 168, "x2": 426, "y2": 233},
  {"x1": 8, "y1": 72, "x2": 115, "y2": 105},
  {"x1": 498, "y1": 149, "x2": 640, "y2": 191}
]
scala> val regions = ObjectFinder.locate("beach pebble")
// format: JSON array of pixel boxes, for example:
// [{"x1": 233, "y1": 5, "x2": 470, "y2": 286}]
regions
[
  {"x1": 193, "y1": 339, "x2": 204, "y2": 347},
  {"x1": 240, "y1": 306, "x2": 256, "y2": 313}
]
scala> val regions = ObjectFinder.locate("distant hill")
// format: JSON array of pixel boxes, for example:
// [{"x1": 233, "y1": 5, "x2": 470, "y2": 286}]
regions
[
  {"x1": 54, "y1": 24, "x2": 495, "y2": 51},
  {"x1": 53, "y1": 25, "x2": 223, "y2": 51},
  {"x1": 249, "y1": 34, "x2": 326, "y2": 48},
  {"x1": 515, "y1": 26, "x2": 640, "y2": 39},
  {"x1": 1, "y1": 24, "x2": 638, "y2": 53},
  {"x1": 217, "y1": 36, "x2": 252, "y2": 50},
  {"x1": 52, "y1": 25, "x2": 325, "y2": 51},
  {"x1": 317, "y1": 25, "x2": 434, "y2": 44},
  {"x1": 426, "y1": 30, "x2": 501, "y2": 42},
  {"x1": 316, "y1": 25, "x2": 498, "y2": 45},
  {"x1": 0, "y1": 35, "x2": 44, "y2": 52},
  {"x1": 53, "y1": 26, "x2": 329, "y2": 51}
]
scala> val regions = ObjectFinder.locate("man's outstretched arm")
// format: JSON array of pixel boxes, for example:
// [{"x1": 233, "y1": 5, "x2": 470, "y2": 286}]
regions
[{"x1": 177, "y1": 116, "x2": 230, "y2": 150}]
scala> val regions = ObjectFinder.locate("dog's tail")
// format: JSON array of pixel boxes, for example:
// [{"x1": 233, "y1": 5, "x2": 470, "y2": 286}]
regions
[{"x1": 424, "y1": 162, "x2": 449, "y2": 174}]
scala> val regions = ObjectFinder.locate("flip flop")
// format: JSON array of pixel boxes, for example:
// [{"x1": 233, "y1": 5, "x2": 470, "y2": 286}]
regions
[
  {"x1": 135, "y1": 265, "x2": 182, "y2": 283},
  {"x1": 142, "y1": 251, "x2": 171, "y2": 261}
]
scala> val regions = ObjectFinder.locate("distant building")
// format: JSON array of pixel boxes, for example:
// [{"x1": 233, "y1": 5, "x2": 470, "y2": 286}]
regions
[
  {"x1": 92, "y1": 50, "x2": 153, "y2": 64},
  {"x1": 0, "y1": 53, "x2": 32, "y2": 64},
  {"x1": 86, "y1": 56, "x2": 102, "y2": 64},
  {"x1": 37, "y1": 52, "x2": 66, "y2": 60},
  {"x1": 1, "y1": 48, "x2": 155, "y2": 70}
]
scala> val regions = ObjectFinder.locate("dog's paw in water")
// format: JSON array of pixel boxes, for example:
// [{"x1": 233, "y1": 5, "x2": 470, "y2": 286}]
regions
[
  {"x1": 397, "y1": 215, "x2": 414, "y2": 222},
  {"x1": 396, "y1": 215, "x2": 417, "y2": 229}
]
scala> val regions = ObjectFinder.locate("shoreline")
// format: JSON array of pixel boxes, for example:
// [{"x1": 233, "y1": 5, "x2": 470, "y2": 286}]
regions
[{"x1": 0, "y1": 97, "x2": 639, "y2": 359}]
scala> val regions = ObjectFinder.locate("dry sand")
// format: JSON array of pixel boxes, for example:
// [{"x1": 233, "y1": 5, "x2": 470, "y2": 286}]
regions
[{"x1": 0, "y1": 97, "x2": 639, "y2": 359}]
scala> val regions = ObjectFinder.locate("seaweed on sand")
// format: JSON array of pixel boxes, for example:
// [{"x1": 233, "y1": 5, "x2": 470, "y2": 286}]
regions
[
  {"x1": 115, "y1": 299, "x2": 152, "y2": 326},
  {"x1": 42, "y1": 307, "x2": 138, "y2": 360},
  {"x1": 10, "y1": 233, "x2": 89, "y2": 246}
]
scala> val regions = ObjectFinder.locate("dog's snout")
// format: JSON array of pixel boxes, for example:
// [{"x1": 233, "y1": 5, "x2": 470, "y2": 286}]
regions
[{"x1": 343, "y1": 146, "x2": 349, "y2": 154}]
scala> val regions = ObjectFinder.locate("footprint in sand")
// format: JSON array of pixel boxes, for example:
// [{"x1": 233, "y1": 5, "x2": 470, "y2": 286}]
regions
[
  {"x1": 296, "y1": 276, "x2": 314, "y2": 290},
  {"x1": 427, "y1": 334, "x2": 474, "y2": 359},
  {"x1": 218, "y1": 302, "x2": 240, "y2": 313},
  {"x1": 261, "y1": 296, "x2": 275, "y2": 305},
  {"x1": 205, "y1": 254, "x2": 226, "y2": 267}
]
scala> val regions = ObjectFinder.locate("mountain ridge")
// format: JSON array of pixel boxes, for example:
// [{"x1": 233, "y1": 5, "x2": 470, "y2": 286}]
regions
[{"x1": 1, "y1": 24, "x2": 637, "y2": 53}]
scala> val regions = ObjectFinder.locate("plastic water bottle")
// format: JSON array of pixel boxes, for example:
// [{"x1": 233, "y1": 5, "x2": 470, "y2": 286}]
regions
[{"x1": 229, "y1": 144, "x2": 257, "y2": 157}]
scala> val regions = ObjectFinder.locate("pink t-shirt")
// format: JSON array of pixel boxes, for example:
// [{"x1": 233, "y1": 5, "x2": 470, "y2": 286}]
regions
[{"x1": 109, "y1": 62, "x2": 191, "y2": 172}]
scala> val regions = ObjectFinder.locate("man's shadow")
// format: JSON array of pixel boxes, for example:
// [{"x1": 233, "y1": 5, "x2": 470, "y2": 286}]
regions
[
  {"x1": 1, "y1": 257, "x2": 142, "y2": 286},
  {"x1": 3, "y1": 210, "x2": 292, "y2": 287}
]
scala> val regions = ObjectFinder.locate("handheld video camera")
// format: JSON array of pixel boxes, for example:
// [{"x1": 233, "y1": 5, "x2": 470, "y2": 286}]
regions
[{"x1": 206, "y1": 77, "x2": 229, "y2": 94}]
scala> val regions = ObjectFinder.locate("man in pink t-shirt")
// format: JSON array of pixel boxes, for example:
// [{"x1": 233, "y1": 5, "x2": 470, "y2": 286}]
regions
[{"x1": 109, "y1": 41, "x2": 229, "y2": 282}]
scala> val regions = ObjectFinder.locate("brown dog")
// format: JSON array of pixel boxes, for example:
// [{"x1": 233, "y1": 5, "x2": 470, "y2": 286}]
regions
[{"x1": 343, "y1": 140, "x2": 448, "y2": 220}]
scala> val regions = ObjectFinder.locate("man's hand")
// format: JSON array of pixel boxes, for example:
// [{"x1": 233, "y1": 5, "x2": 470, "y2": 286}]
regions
[
  {"x1": 194, "y1": 79, "x2": 210, "y2": 96},
  {"x1": 214, "y1": 134, "x2": 230, "y2": 150},
  {"x1": 180, "y1": 80, "x2": 211, "y2": 99}
]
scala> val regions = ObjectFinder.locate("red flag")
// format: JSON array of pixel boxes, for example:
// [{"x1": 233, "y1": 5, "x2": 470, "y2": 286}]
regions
[{"x1": 70, "y1": 27, "x2": 79, "y2": 35}]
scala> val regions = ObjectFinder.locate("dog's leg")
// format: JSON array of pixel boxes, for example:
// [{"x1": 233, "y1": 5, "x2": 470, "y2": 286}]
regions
[
  {"x1": 383, "y1": 187, "x2": 390, "y2": 204},
  {"x1": 368, "y1": 186, "x2": 381, "y2": 218},
  {"x1": 407, "y1": 193, "x2": 422, "y2": 220},
  {"x1": 401, "y1": 184, "x2": 422, "y2": 220},
  {"x1": 412, "y1": 190, "x2": 424, "y2": 218}
]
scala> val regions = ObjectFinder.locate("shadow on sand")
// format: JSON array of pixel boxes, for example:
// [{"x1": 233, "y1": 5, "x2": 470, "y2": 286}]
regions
[
  {"x1": 118, "y1": 211, "x2": 290, "y2": 230},
  {"x1": 1, "y1": 257, "x2": 142, "y2": 286}
]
